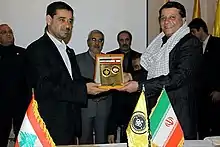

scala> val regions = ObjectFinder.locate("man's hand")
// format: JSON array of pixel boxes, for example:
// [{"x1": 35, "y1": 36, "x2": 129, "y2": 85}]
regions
[
  {"x1": 118, "y1": 81, "x2": 139, "y2": 93},
  {"x1": 123, "y1": 72, "x2": 132, "y2": 83},
  {"x1": 210, "y1": 91, "x2": 220, "y2": 102},
  {"x1": 86, "y1": 82, "x2": 108, "y2": 95},
  {"x1": 108, "y1": 135, "x2": 115, "y2": 144}
]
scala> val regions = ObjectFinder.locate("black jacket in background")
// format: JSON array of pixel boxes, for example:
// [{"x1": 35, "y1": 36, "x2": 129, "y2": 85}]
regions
[
  {"x1": 198, "y1": 35, "x2": 220, "y2": 138},
  {"x1": 107, "y1": 48, "x2": 146, "y2": 135},
  {"x1": 108, "y1": 49, "x2": 140, "y2": 73},
  {"x1": 0, "y1": 44, "x2": 29, "y2": 109},
  {"x1": 0, "y1": 44, "x2": 29, "y2": 139}
]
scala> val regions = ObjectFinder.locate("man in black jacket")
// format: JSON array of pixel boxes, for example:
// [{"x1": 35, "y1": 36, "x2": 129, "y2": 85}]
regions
[
  {"x1": 24, "y1": 1, "x2": 106, "y2": 145},
  {"x1": 188, "y1": 18, "x2": 220, "y2": 138},
  {"x1": 0, "y1": 24, "x2": 29, "y2": 147},
  {"x1": 107, "y1": 31, "x2": 146, "y2": 143},
  {"x1": 120, "y1": 2, "x2": 203, "y2": 139}
]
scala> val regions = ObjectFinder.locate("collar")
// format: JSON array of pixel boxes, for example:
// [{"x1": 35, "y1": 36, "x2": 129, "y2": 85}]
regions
[
  {"x1": 46, "y1": 31, "x2": 66, "y2": 50},
  {"x1": 203, "y1": 35, "x2": 210, "y2": 46}
]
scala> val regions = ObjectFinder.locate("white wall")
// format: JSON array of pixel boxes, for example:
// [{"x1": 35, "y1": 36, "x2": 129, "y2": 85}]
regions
[{"x1": 0, "y1": 0, "x2": 147, "y2": 54}]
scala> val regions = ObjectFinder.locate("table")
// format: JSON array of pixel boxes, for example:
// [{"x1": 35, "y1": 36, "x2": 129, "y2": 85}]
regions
[{"x1": 58, "y1": 140, "x2": 220, "y2": 147}]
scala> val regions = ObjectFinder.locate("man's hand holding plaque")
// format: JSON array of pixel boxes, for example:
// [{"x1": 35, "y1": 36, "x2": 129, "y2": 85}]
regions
[
  {"x1": 86, "y1": 82, "x2": 108, "y2": 95},
  {"x1": 94, "y1": 54, "x2": 124, "y2": 89}
]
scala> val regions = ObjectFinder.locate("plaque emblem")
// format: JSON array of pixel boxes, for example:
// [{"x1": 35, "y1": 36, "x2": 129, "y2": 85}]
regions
[
  {"x1": 111, "y1": 65, "x2": 120, "y2": 74},
  {"x1": 102, "y1": 68, "x2": 111, "y2": 77}
]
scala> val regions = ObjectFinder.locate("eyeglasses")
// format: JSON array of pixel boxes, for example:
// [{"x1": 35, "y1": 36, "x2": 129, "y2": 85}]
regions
[{"x1": 90, "y1": 38, "x2": 104, "y2": 43}]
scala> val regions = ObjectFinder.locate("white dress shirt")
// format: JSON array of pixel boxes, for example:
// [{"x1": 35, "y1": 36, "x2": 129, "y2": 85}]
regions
[
  {"x1": 47, "y1": 32, "x2": 72, "y2": 79},
  {"x1": 203, "y1": 35, "x2": 210, "y2": 54}
]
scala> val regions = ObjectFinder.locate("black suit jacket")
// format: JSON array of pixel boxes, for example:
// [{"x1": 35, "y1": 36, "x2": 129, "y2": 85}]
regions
[
  {"x1": 0, "y1": 44, "x2": 29, "y2": 137},
  {"x1": 203, "y1": 35, "x2": 220, "y2": 91},
  {"x1": 106, "y1": 49, "x2": 146, "y2": 136},
  {"x1": 25, "y1": 34, "x2": 87, "y2": 145},
  {"x1": 140, "y1": 33, "x2": 203, "y2": 139},
  {"x1": 199, "y1": 35, "x2": 220, "y2": 136},
  {"x1": 108, "y1": 49, "x2": 141, "y2": 73}
]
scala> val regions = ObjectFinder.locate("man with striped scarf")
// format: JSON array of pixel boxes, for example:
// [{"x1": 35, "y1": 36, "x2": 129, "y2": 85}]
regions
[{"x1": 119, "y1": 1, "x2": 203, "y2": 140}]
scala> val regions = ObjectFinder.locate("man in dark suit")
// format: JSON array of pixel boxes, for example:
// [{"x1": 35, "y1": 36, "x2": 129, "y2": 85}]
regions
[
  {"x1": 188, "y1": 18, "x2": 220, "y2": 138},
  {"x1": 107, "y1": 30, "x2": 145, "y2": 143},
  {"x1": 0, "y1": 24, "x2": 29, "y2": 147},
  {"x1": 120, "y1": 1, "x2": 203, "y2": 139},
  {"x1": 108, "y1": 30, "x2": 141, "y2": 73},
  {"x1": 24, "y1": 1, "x2": 107, "y2": 145}
]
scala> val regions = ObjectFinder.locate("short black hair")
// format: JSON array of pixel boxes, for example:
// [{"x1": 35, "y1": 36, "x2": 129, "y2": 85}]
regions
[
  {"x1": 159, "y1": 1, "x2": 186, "y2": 19},
  {"x1": 131, "y1": 52, "x2": 142, "y2": 60},
  {"x1": 117, "y1": 30, "x2": 132, "y2": 43},
  {"x1": 188, "y1": 18, "x2": 208, "y2": 34},
  {"x1": 46, "y1": 1, "x2": 73, "y2": 18}
]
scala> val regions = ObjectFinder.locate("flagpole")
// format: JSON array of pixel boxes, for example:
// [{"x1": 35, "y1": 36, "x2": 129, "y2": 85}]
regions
[{"x1": 142, "y1": 84, "x2": 152, "y2": 147}]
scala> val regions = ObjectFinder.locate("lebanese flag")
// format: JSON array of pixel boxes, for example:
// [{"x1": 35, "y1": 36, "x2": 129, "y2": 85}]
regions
[{"x1": 15, "y1": 91, "x2": 55, "y2": 147}]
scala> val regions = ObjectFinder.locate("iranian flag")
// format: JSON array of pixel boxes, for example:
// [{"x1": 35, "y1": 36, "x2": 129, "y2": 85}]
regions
[
  {"x1": 15, "y1": 91, "x2": 55, "y2": 147},
  {"x1": 150, "y1": 89, "x2": 184, "y2": 147}
]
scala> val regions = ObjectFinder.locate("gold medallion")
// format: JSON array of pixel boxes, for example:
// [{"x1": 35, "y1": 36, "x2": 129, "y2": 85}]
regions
[
  {"x1": 102, "y1": 68, "x2": 111, "y2": 77},
  {"x1": 111, "y1": 65, "x2": 120, "y2": 74}
]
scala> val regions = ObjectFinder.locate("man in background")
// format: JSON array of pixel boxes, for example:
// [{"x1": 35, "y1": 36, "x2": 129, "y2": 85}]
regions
[
  {"x1": 76, "y1": 30, "x2": 111, "y2": 144},
  {"x1": 0, "y1": 24, "x2": 29, "y2": 147},
  {"x1": 188, "y1": 18, "x2": 220, "y2": 138},
  {"x1": 108, "y1": 30, "x2": 141, "y2": 73},
  {"x1": 107, "y1": 30, "x2": 144, "y2": 143}
]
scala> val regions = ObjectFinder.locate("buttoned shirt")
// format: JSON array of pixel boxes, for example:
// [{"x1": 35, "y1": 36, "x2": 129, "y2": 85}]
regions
[{"x1": 47, "y1": 32, "x2": 72, "y2": 78}]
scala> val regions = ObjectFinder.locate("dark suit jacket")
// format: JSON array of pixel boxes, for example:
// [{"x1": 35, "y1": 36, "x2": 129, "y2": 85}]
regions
[
  {"x1": 106, "y1": 49, "x2": 146, "y2": 136},
  {"x1": 203, "y1": 35, "x2": 220, "y2": 91},
  {"x1": 200, "y1": 35, "x2": 220, "y2": 136},
  {"x1": 24, "y1": 34, "x2": 87, "y2": 145},
  {"x1": 108, "y1": 49, "x2": 141, "y2": 73},
  {"x1": 0, "y1": 45, "x2": 28, "y2": 111},
  {"x1": 0, "y1": 44, "x2": 29, "y2": 137},
  {"x1": 140, "y1": 33, "x2": 203, "y2": 139}
]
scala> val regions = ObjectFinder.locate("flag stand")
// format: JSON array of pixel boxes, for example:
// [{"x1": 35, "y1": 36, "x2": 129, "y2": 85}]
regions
[{"x1": 142, "y1": 84, "x2": 152, "y2": 147}]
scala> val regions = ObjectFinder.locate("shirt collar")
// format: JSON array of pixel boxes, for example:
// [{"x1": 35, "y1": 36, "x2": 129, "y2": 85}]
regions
[
  {"x1": 203, "y1": 35, "x2": 210, "y2": 46},
  {"x1": 202, "y1": 35, "x2": 210, "y2": 53},
  {"x1": 46, "y1": 31, "x2": 66, "y2": 50}
]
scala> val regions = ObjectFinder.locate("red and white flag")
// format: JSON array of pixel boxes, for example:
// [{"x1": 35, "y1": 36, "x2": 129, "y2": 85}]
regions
[{"x1": 15, "y1": 91, "x2": 55, "y2": 147}]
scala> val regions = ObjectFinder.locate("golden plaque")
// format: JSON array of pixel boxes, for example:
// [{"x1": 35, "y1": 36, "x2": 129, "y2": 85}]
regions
[{"x1": 94, "y1": 54, "x2": 124, "y2": 89}]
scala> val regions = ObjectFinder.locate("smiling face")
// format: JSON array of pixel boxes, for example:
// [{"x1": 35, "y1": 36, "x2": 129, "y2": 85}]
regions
[
  {"x1": 159, "y1": 8, "x2": 184, "y2": 37},
  {"x1": 46, "y1": 9, "x2": 73, "y2": 42}
]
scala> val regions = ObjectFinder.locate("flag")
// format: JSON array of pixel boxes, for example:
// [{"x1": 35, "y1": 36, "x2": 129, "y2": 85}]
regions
[
  {"x1": 126, "y1": 91, "x2": 150, "y2": 147},
  {"x1": 150, "y1": 89, "x2": 184, "y2": 147},
  {"x1": 213, "y1": 0, "x2": 220, "y2": 37},
  {"x1": 192, "y1": 0, "x2": 201, "y2": 18},
  {"x1": 15, "y1": 91, "x2": 55, "y2": 147}
]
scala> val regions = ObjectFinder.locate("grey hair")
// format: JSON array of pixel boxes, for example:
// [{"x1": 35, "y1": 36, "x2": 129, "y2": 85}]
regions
[{"x1": 87, "y1": 30, "x2": 104, "y2": 41}]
